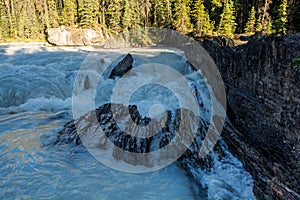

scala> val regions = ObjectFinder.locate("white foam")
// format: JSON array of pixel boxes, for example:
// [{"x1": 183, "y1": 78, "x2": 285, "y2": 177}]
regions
[{"x1": 0, "y1": 97, "x2": 72, "y2": 114}]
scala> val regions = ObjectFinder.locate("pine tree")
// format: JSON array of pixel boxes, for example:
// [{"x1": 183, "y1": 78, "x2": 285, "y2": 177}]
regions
[
  {"x1": 266, "y1": 15, "x2": 273, "y2": 35},
  {"x1": 121, "y1": 0, "x2": 131, "y2": 30},
  {"x1": 152, "y1": 0, "x2": 171, "y2": 27},
  {"x1": 121, "y1": 0, "x2": 141, "y2": 30},
  {"x1": 217, "y1": 0, "x2": 236, "y2": 38},
  {"x1": 60, "y1": 0, "x2": 77, "y2": 26},
  {"x1": 106, "y1": 0, "x2": 122, "y2": 32},
  {"x1": 79, "y1": 0, "x2": 99, "y2": 28},
  {"x1": 276, "y1": 0, "x2": 288, "y2": 34},
  {"x1": 130, "y1": 0, "x2": 142, "y2": 29},
  {"x1": 47, "y1": 0, "x2": 59, "y2": 28},
  {"x1": 191, "y1": 0, "x2": 213, "y2": 36},
  {"x1": 244, "y1": 6, "x2": 256, "y2": 34},
  {"x1": 0, "y1": 0, "x2": 9, "y2": 41},
  {"x1": 255, "y1": 15, "x2": 262, "y2": 32},
  {"x1": 172, "y1": 0, "x2": 193, "y2": 34}
]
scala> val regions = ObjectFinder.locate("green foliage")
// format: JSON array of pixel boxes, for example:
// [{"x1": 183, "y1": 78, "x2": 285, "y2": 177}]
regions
[
  {"x1": 172, "y1": 0, "x2": 193, "y2": 34},
  {"x1": 217, "y1": 0, "x2": 236, "y2": 38},
  {"x1": 255, "y1": 16, "x2": 262, "y2": 32},
  {"x1": 0, "y1": 1, "x2": 10, "y2": 41},
  {"x1": 191, "y1": 0, "x2": 213, "y2": 36},
  {"x1": 60, "y1": 0, "x2": 77, "y2": 26},
  {"x1": 47, "y1": 0, "x2": 59, "y2": 28},
  {"x1": 106, "y1": 0, "x2": 122, "y2": 32},
  {"x1": 274, "y1": 0, "x2": 288, "y2": 34},
  {"x1": 244, "y1": 6, "x2": 256, "y2": 34},
  {"x1": 121, "y1": 0, "x2": 141, "y2": 30},
  {"x1": 79, "y1": 0, "x2": 99, "y2": 28},
  {"x1": 266, "y1": 15, "x2": 273, "y2": 35},
  {"x1": 0, "y1": 0, "x2": 298, "y2": 42},
  {"x1": 293, "y1": 58, "x2": 300, "y2": 71},
  {"x1": 152, "y1": 0, "x2": 172, "y2": 27}
]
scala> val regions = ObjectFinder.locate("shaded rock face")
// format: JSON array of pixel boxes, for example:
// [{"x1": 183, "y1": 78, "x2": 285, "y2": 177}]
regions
[
  {"x1": 194, "y1": 35, "x2": 235, "y2": 47},
  {"x1": 47, "y1": 26, "x2": 105, "y2": 46},
  {"x1": 201, "y1": 34, "x2": 300, "y2": 199}
]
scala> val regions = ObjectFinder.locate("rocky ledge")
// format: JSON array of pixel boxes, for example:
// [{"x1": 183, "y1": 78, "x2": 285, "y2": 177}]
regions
[
  {"x1": 47, "y1": 26, "x2": 106, "y2": 46},
  {"x1": 201, "y1": 33, "x2": 300, "y2": 199}
]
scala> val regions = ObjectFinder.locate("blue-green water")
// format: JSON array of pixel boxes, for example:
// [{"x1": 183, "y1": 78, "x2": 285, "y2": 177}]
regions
[{"x1": 0, "y1": 44, "x2": 255, "y2": 199}]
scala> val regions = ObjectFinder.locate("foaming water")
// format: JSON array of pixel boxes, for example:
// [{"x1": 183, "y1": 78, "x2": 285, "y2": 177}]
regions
[
  {"x1": 0, "y1": 112, "x2": 196, "y2": 199},
  {"x1": 0, "y1": 44, "x2": 255, "y2": 199}
]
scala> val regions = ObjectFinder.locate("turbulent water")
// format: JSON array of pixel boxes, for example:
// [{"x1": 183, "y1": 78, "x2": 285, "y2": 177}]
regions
[{"x1": 0, "y1": 44, "x2": 255, "y2": 199}]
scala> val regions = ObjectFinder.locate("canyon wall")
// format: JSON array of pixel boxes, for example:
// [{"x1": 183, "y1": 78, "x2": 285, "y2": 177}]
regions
[{"x1": 201, "y1": 34, "x2": 300, "y2": 199}]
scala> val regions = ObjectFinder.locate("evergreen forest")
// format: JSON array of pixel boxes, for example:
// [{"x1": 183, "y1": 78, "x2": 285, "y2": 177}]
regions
[{"x1": 0, "y1": 0, "x2": 299, "y2": 42}]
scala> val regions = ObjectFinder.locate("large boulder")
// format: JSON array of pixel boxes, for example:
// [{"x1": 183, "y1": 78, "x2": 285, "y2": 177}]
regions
[
  {"x1": 47, "y1": 26, "x2": 105, "y2": 46},
  {"x1": 109, "y1": 53, "x2": 133, "y2": 79}
]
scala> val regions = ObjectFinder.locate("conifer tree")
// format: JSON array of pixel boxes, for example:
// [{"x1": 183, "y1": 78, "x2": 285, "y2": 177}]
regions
[
  {"x1": 191, "y1": 0, "x2": 213, "y2": 36},
  {"x1": 275, "y1": 0, "x2": 288, "y2": 34},
  {"x1": 121, "y1": 0, "x2": 131, "y2": 30},
  {"x1": 172, "y1": 0, "x2": 193, "y2": 34},
  {"x1": 60, "y1": 0, "x2": 77, "y2": 26},
  {"x1": 0, "y1": 1, "x2": 9, "y2": 41},
  {"x1": 106, "y1": 0, "x2": 122, "y2": 32},
  {"x1": 79, "y1": 0, "x2": 99, "y2": 28},
  {"x1": 266, "y1": 15, "x2": 273, "y2": 35},
  {"x1": 130, "y1": 0, "x2": 142, "y2": 29},
  {"x1": 121, "y1": 0, "x2": 141, "y2": 30},
  {"x1": 152, "y1": 0, "x2": 171, "y2": 27},
  {"x1": 255, "y1": 15, "x2": 262, "y2": 32},
  {"x1": 217, "y1": 0, "x2": 236, "y2": 38},
  {"x1": 244, "y1": 6, "x2": 256, "y2": 34},
  {"x1": 47, "y1": 0, "x2": 59, "y2": 28}
]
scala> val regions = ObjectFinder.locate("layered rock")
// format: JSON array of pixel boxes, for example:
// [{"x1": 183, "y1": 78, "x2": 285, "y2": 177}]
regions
[
  {"x1": 201, "y1": 34, "x2": 300, "y2": 199},
  {"x1": 47, "y1": 26, "x2": 106, "y2": 46},
  {"x1": 55, "y1": 103, "x2": 210, "y2": 167}
]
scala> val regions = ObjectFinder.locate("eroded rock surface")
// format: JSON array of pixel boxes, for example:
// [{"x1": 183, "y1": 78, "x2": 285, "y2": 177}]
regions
[
  {"x1": 55, "y1": 103, "x2": 210, "y2": 167},
  {"x1": 201, "y1": 33, "x2": 300, "y2": 199},
  {"x1": 47, "y1": 26, "x2": 105, "y2": 46}
]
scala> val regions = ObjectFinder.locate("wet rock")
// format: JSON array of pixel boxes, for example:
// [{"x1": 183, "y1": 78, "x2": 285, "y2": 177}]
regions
[
  {"x1": 109, "y1": 54, "x2": 133, "y2": 79},
  {"x1": 55, "y1": 103, "x2": 209, "y2": 167}
]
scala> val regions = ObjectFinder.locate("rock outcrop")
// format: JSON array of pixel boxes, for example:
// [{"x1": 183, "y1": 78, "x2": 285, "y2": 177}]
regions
[
  {"x1": 201, "y1": 33, "x2": 300, "y2": 199},
  {"x1": 194, "y1": 35, "x2": 235, "y2": 47},
  {"x1": 109, "y1": 54, "x2": 133, "y2": 79},
  {"x1": 47, "y1": 26, "x2": 106, "y2": 46}
]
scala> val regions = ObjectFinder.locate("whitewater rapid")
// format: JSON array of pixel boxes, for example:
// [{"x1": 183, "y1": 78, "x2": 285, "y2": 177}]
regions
[{"x1": 0, "y1": 44, "x2": 255, "y2": 199}]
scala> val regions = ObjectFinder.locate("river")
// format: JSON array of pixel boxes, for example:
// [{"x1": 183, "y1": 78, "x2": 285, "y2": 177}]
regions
[{"x1": 0, "y1": 44, "x2": 255, "y2": 199}]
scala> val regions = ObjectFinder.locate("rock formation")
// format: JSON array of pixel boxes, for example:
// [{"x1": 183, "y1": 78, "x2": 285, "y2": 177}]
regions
[
  {"x1": 47, "y1": 26, "x2": 105, "y2": 46},
  {"x1": 201, "y1": 33, "x2": 300, "y2": 199},
  {"x1": 109, "y1": 54, "x2": 133, "y2": 79}
]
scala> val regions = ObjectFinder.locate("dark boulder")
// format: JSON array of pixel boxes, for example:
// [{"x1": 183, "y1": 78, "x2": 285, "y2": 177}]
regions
[{"x1": 109, "y1": 53, "x2": 133, "y2": 79}]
